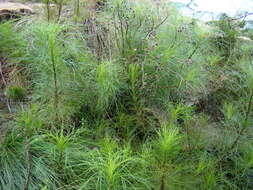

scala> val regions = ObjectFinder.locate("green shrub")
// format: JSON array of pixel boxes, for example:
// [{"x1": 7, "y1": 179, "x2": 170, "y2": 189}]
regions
[
  {"x1": 0, "y1": 0, "x2": 253, "y2": 189},
  {"x1": 0, "y1": 129, "x2": 58, "y2": 190},
  {"x1": 5, "y1": 85, "x2": 26, "y2": 101}
]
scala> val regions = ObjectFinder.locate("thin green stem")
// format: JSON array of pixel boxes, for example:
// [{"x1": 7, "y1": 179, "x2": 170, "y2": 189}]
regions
[
  {"x1": 229, "y1": 89, "x2": 253, "y2": 150},
  {"x1": 217, "y1": 89, "x2": 253, "y2": 163},
  {"x1": 50, "y1": 40, "x2": 59, "y2": 121},
  {"x1": 57, "y1": 2, "x2": 63, "y2": 22},
  {"x1": 23, "y1": 135, "x2": 32, "y2": 190}
]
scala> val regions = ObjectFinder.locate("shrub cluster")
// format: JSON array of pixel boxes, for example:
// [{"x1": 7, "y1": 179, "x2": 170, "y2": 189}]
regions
[{"x1": 0, "y1": 0, "x2": 252, "y2": 189}]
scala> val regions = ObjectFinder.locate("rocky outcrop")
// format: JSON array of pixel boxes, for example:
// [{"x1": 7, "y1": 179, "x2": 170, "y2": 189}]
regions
[
  {"x1": 0, "y1": 2, "x2": 34, "y2": 20},
  {"x1": 238, "y1": 36, "x2": 252, "y2": 41}
]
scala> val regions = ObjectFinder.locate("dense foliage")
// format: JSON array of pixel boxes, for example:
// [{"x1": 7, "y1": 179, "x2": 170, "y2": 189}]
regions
[{"x1": 0, "y1": 0, "x2": 253, "y2": 189}]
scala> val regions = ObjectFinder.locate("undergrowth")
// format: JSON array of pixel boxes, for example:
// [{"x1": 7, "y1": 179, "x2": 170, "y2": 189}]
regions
[{"x1": 0, "y1": 0, "x2": 252, "y2": 189}]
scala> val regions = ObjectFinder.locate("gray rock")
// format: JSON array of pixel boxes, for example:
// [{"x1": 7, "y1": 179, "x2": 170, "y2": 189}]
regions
[{"x1": 0, "y1": 2, "x2": 34, "y2": 20}]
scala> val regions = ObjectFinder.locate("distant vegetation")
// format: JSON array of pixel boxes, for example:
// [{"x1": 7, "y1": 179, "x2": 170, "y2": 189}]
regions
[{"x1": 0, "y1": 0, "x2": 253, "y2": 189}]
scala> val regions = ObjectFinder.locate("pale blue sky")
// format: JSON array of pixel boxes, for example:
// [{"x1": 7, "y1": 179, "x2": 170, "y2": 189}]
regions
[{"x1": 171, "y1": 0, "x2": 253, "y2": 20}]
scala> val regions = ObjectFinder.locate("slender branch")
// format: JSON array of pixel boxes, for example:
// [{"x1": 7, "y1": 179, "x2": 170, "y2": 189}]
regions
[
  {"x1": 230, "y1": 12, "x2": 253, "y2": 21},
  {"x1": 57, "y1": 1, "x2": 63, "y2": 22},
  {"x1": 217, "y1": 89, "x2": 253, "y2": 164},
  {"x1": 144, "y1": 14, "x2": 169, "y2": 40},
  {"x1": 117, "y1": 4, "x2": 126, "y2": 56},
  {"x1": 74, "y1": 0, "x2": 80, "y2": 22},
  {"x1": 160, "y1": 173, "x2": 165, "y2": 190},
  {"x1": 0, "y1": 58, "x2": 12, "y2": 113},
  {"x1": 229, "y1": 89, "x2": 253, "y2": 150},
  {"x1": 45, "y1": 0, "x2": 51, "y2": 22},
  {"x1": 188, "y1": 40, "x2": 201, "y2": 59},
  {"x1": 229, "y1": 54, "x2": 253, "y2": 151},
  {"x1": 0, "y1": 59, "x2": 7, "y2": 86},
  {"x1": 6, "y1": 99, "x2": 12, "y2": 114},
  {"x1": 49, "y1": 38, "x2": 59, "y2": 121},
  {"x1": 23, "y1": 135, "x2": 32, "y2": 190}
]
